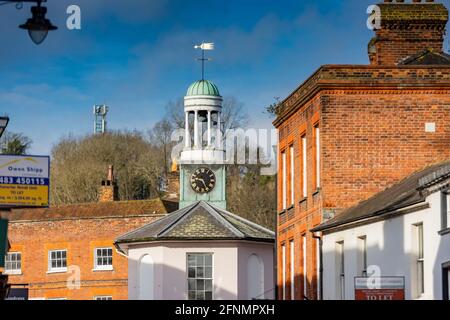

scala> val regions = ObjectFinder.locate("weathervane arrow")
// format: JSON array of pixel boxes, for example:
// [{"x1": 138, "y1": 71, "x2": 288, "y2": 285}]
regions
[
  {"x1": 194, "y1": 42, "x2": 214, "y2": 50},
  {"x1": 194, "y1": 42, "x2": 215, "y2": 80}
]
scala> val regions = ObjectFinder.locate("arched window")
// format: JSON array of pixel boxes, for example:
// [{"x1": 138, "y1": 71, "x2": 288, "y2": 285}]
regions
[
  {"x1": 138, "y1": 254, "x2": 154, "y2": 300},
  {"x1": 247, "y1": 254, "x2": 264, "y2": 300}
]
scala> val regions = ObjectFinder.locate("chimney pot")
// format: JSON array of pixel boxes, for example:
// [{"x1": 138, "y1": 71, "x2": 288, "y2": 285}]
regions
[
  {"x1": 107, "y1": 165, "x2": 114, "y2": 182},
  {"x1": 368, "y1": 0, "x2": 448, "y2": 65},
  {"x1": 99, "y1": 165, "x2": 118, "y2": 202}
]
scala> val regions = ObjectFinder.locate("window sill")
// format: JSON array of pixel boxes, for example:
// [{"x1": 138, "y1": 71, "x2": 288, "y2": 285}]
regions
[
  {"x1": 46, "y1": 269, "x2": 67, "y2": 274},
  {"x1": 299, "y1": 197, "x2": 307, "y2": 205},
  {"x1": 92, "y1": 267, "x2": 114, "y2": 272},
  {"x1": 438, "y1": 228, "x2": 450, "y2": 236},
  {"x1": 312, "y1": 189, "x2": 321, "y2": 196},
  {"x1": 4, "y1": 271, "x2": 22, "y2": 276},
  {"x1": 287, "y1": 204, "x2": 295, "y2": 210}
]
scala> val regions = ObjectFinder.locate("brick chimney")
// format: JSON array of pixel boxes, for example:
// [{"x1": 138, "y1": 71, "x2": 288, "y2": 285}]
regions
[
  {"x1": 368, "y1": 0, "x2": 449, "y2": 65},
  {"x1": 99, "y1": 165, "x2": 118, "y2": 202},
  {"x1": 161, "y1": 160, "x2": 179, "y2": 201}
]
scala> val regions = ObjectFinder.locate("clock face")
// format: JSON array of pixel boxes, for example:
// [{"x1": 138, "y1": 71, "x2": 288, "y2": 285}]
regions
[{"x1": 190, "y1": 167, "x2": 216, "y2": 194}]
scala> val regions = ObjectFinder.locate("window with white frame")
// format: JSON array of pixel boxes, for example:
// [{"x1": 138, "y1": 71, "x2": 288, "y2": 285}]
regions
[
  {"x1": 5, "y1": 252, "x2": 22, "y2": 274},
  {"x1": 302, "y1": 235, "x2": 307, "y2": 299},
  {"x1": 302, "y1": 136, "x2": 307, "y2": 198},
  {"x1": 316, "y1": 238, "x2": 321, "y2": 300},
  {"x1": 94, "y1": 248, "x2": 113, "y2": 270},
  {"x1": 314, "y1": 125, "x2": 320, "y2": 189},
  {"x1": 447, "y1": 193, "x2": 450, "y2": 230},
  {"x1": 289, "y1": 145, "x2": 294, "y2": 205},
  {"x1": 281, "y1": 244, "x2": 286, "y2": 300},
  {"x1": 414, "y1": 223, "x2": 424, "y2": 297},
  {"x1": 357, "y1": 236, "x2": 367, "y2": 277},
  {"x1": 48, "y1": 250, "x2": 67, "y2": 272},
  {"x1": 336, "y1": 241, "x2": 345, "y2": 300},
  {"x1": 442, "y1": 191, "x2": 450, "y2": 230},
  {"x1": 445, "y1": 190, "x2": 450, "y2": 229},
  {"x1": 290, "y1": 240, "x2": 295, "y2": 300},
  {"x1": 282, "y1": 150, "x2": 287, "y2": 210},
  {"x1": 94, "y1": 296, "x2": 112, "y2": 300},
  {"x1": 187, "y1": 253, "x2": 213, "y2": 300}
]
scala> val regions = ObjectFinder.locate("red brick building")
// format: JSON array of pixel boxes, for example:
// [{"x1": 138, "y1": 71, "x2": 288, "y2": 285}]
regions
[
  {"x1": 1, "y1": 167, "x2": 173, "y2": 300},
  {"x1": 274, "y1": 0, "x2": 450, "y2": 300}
]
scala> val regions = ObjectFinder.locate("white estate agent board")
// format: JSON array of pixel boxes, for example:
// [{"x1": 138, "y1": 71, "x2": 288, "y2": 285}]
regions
[{"x1": 0, "y1": 155, "x2": 50, "y2": 207}]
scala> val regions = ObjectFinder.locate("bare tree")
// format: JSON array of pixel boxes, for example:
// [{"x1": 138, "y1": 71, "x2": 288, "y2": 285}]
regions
[
  {"x1": 265, "y1": 97, "x2": 283, "y2": 117},
  {"x1": 1, "y1": 132, "x2": 32, "y2": 155},
  {"x1": 149, "y1": 118, "x2": 174, "y2": 177},
  {"x1": 50, "y1": 131, "x2": 164, "y2": 205},
  {"x1": 227, "y1": 164, "x2": 276, "y2": 230}
]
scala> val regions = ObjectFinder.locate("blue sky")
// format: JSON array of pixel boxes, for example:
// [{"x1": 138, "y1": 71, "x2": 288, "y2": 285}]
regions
[{"x1": 1, "y1": 0, "x2": 449, "y2": 154}]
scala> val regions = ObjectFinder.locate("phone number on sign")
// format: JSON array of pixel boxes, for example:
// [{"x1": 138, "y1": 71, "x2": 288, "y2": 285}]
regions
[{"x1": 0, "y1": 176, "x2": 48, "y2": 185}]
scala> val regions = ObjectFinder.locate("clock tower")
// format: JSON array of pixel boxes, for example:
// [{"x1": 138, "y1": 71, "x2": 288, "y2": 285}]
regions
[{"x1": 179, "y1": 79, "x2": 227, "y2": 209}]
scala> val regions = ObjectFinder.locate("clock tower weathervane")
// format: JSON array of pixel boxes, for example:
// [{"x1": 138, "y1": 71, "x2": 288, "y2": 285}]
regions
[{"x1": 178, "y1": 42, "x2": 227, "y2": 209}]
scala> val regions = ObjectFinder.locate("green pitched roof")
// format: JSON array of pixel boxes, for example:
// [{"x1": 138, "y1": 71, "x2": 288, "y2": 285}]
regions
[{"x1": 186, "y1": 80, "x2": 221, "y2": 97}]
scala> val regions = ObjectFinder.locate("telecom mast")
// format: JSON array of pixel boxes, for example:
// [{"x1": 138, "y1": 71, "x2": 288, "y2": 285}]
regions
[{"x1": 93, "y1": 105, "x2": 108, "y2": 134}]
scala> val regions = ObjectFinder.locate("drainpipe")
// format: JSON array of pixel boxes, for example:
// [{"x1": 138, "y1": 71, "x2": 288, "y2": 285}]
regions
[
  {"x1": 274, "y1": 225, "x2": 278, "y2": 300},
  {"x1": 312, "y1": 232, "x2": 323, "y2": 300}
]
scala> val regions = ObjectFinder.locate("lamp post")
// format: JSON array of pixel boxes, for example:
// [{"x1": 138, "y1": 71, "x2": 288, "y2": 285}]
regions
[
  {"x1": 0, "y1": 116, "x2": 8, "y2": 300},
  {"x1": 0, "y1": 116, "x2": 9, "y2": 139},
  {"x1": 1, "y1": 0, "x2": 57, "y2": 45}
]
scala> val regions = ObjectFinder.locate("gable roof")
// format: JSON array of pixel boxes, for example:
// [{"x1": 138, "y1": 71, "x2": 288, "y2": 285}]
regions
[
  {"x1": 312, "y1": 159, "x2": 450, "y2": 232},
  {"x1": 6, "y1": 198, "x2": 172, "y2": 222},
  {"x1": 399, "y1": 49, "x2": 450, "y2": 66},
  {"x1": 115, "y1": 201, "x2": 275, "y2": 244}
]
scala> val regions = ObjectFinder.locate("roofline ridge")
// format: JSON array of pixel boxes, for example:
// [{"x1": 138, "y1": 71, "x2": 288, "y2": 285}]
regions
[
  {"x1": 315, "y1": 159, "x2": 450, "y2": 232},
  {"x1": 12, "y1": 197, "x2": 163, "y2": 211},
  {"x1": 205, "y1": 202, "x2": 275, "y2": 236},
  {"x1": 312, "y1": 200, "x2": 428, "y2": 233},
  {"x1": 116, "y1": 201, "x2": 196, "y2": 241}
]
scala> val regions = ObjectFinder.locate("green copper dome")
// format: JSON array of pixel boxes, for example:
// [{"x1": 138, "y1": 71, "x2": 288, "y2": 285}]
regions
[{"x1": 186, "y1": 80, "x2": 220, "y2": 97}]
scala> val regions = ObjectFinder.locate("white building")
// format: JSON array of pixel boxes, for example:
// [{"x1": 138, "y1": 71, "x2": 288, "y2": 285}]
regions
[
  {"x1": 115, "y1": 77, "x2": 275, "y2": 300},
  {"x1": 313, "y1": 160, "x2": 450, "y2": 300},
  {"x1": 114, "y1": 201, "x2": 275, "y2": 300}
]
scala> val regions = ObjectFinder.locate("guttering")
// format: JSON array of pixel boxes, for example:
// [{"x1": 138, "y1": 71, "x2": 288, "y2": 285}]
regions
[{"x1": 312, "y1": 201, "x2": 428, "y2": 234}]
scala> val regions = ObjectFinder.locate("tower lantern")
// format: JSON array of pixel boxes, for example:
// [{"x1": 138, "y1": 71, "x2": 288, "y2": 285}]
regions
[{"x1": 178, "y1": 43, "x2": 227, "y2": 209}]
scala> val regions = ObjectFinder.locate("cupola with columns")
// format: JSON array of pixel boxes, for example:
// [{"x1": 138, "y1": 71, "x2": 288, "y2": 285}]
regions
[
  {"x1": 178, "y1": 79, "x2": 227, "y2": 209},
  {"x1": 180, "y1": 79, "x2": 225, "y2": 164}
]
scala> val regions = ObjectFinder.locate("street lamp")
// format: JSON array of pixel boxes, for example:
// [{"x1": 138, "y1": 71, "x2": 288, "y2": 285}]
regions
[
  {"x1": 0, "y1": 117, "x2": 8, "y2": 300},
  {"x1": 19, "y1": 1, "x2": 57, "y2": 45},
  {"x1": 0, "y1": 116, "x2": 9, "y2": 139},
  {"x1": 1, "y1": 0, "x2": 57, "y2": 45}
]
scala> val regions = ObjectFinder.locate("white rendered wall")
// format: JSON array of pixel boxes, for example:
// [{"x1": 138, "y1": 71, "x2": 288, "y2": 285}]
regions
[
  {"x1": 322, "y1": 191, "x2": 450, "y2": 300},
  {"x1": 126, "y1": 241, "x2": 274, "y2": 300},
  {"x1": 237, "y1": 242, "x2": 275, "y2": 300}
]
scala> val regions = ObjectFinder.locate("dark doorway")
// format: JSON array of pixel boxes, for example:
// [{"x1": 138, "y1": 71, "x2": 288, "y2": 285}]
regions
[{"x1": 443, "y1": 262, "x2": 450, "y2": 300}]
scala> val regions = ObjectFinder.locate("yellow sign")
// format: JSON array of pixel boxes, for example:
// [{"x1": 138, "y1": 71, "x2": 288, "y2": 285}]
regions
[
  {"x1": 0, "y1": 155, "x2": 50, "y2": 208},
  {"x1": 0, "y1": 184, "x2": 49, "y2": 207}
]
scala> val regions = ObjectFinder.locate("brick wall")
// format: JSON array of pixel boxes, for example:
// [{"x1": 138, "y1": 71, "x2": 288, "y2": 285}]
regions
[
  {"x1": 369, "y1": 2, "x2": 448, "y2": 65},
  {"x1": 6, "y1": 215, "x2": 164, "y2": 300},
  {"x1": 275, "y1": 64, "x2": 450, "y2": 300},
  {"x1": 370, "y1": 28, "x2": 446, "y2": 65},
  {"x1": 321, "y1": 89, "x2": 450, "y2": 211}
]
